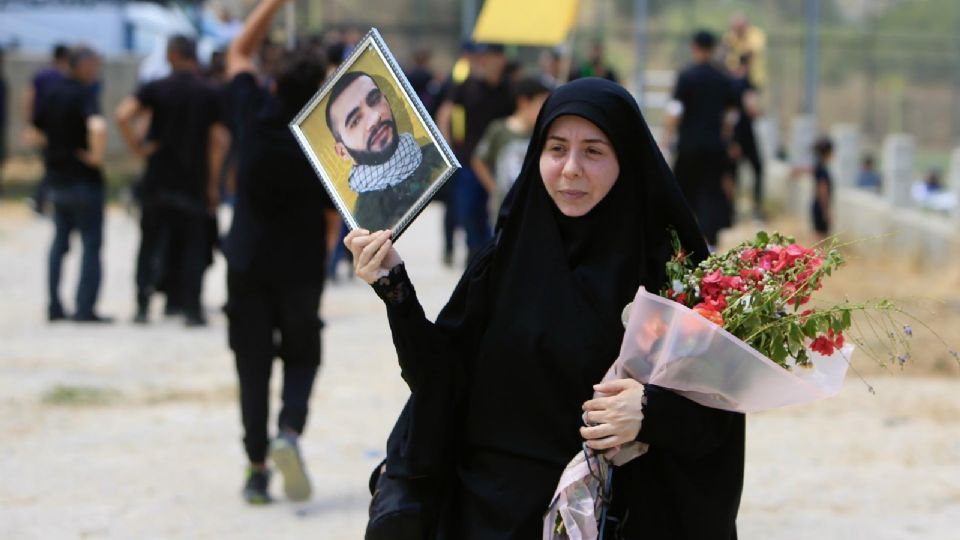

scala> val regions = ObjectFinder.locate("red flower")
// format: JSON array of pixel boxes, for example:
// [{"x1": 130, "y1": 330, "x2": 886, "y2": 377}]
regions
[
  {"x1": 740, "y1": 248, "x2": 758, "y2": 263},
  {"x1": 693, "y1": 303, "x2": 725, "y2": 326},
  {"x1": 810, "y1": 336, "x2": 836, "y2": 356},
  {"x1": 740, "y1": 268, "x2": 764, "y2": 282},
  {"x1": 829, "y1": 328, "x2": 845, "y2": 348},
  {"x1": 786, "y1": 244, "x2": 807, "y2": 260}
]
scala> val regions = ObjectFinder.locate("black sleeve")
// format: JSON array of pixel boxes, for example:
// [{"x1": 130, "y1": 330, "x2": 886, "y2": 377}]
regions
[
  {"x1": 372, "y1": 245, "x2": 493, "y2": 391},
  {"x1": 135, "y1": 80, "x2": 156, "y2": 109},
  {"x1": 637, "y1": 385, "x2": 743, "y2": 458},
  {"x1": 672, "y1": 71, "x2": 688, "y2": 102},
  {"x1": 225, "y1": 72, "x2": 263, "y2": 136},
  {"x1": 82, "y1": 85, "x2": 100, "y2": 118}
]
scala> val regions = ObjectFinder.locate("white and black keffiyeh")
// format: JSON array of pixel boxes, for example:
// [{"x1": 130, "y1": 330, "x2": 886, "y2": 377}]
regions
[{"x1": 348, "y1": 132, "x2": 423, "y2": 193}]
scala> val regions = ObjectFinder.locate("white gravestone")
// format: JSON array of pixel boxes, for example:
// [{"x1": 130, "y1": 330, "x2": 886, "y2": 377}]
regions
[
  {"x1": 880, "y1": 133, "x2": 915, "y2": 208},
  {"x1": 947, "y1": 147, "x2": 960, "y2": 220},
  {"x1": 830, "y1": 124, "x2": 860, "y2": 188}
]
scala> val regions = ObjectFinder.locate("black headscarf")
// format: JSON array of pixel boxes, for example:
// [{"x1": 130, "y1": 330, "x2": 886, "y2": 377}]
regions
[{"x1": 459, "y1": 78, "x2": 707, "y2": 465}]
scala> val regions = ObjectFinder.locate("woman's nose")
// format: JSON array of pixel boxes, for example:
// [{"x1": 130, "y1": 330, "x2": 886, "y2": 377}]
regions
[{"x1": 562, "y1": 154, "x2": 583, "y2": 179}]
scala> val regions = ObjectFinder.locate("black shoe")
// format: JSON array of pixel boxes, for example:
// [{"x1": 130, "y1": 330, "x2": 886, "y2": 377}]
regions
[
  {"x1": 242, "y1": 468, "x2": 271, "y2": 505},
  {"x1": 48, "y1": 307, "x2": 69, "y2": 322},
  {"x1": 73, "y1": 313, "x2": 114, "y2": 324},
  {"x1": 184, "y1": 312, "x2": 207, "y2": 327}
]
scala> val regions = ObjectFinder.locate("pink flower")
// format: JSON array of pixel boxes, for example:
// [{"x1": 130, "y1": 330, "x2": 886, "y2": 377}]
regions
[{"x1": 740, "y1": 248, "x2": 758, "y2": 263}]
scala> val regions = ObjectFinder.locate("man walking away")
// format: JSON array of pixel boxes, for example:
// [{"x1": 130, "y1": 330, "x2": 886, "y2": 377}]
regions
[
  {"x1": 32, "y1": 47, "x2": 110, "y2": 323},
  {"x1": 666, "y1": 30, "x2": 738, "y2": 250},
  {"x1": 224, "y1": 0, "x2": 336, "y2": 505},
  {"x1": 116, "y1": 35, "x2": 228, "y2": 326},
  {"x1": 730, "y1": 53, "x2": 764, "y2": 221}
]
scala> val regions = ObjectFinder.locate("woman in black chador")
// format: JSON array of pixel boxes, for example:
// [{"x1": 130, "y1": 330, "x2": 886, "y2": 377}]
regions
[{"x1": 346, "y1": 78, "x2": 744, "y2": 539}]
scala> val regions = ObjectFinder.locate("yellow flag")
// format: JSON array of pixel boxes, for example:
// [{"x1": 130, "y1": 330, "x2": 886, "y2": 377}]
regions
[{"x1": 472, "y1": 0, "x2": 579, "y2": 46}]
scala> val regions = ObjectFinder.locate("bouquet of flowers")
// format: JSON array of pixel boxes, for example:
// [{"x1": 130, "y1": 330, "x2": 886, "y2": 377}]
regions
[{"x1": 544, "y1": 231, "x2": 922, "y2": 540}]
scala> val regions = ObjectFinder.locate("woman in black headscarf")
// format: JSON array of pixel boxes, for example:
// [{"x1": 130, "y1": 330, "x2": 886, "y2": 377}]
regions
[{"x1": 347, "y1": 78, "x2": 744, "y2": 539}]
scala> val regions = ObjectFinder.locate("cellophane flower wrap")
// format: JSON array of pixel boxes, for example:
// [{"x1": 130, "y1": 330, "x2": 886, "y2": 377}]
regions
[
  {"x1": 621, "y1": 230, "x2": 858, "y2": 413},
  {"x1": 545, "y1": 231, "x2": 861, "y2": 539}
]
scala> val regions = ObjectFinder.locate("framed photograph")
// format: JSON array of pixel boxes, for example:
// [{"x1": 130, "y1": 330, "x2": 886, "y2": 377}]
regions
[{"x1": 290, "y1": 28, "x2": 460, "y2": 240}]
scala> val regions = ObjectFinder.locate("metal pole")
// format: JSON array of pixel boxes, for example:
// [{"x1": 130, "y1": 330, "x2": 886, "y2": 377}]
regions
[
  {"x1": 633, "y1": 0, "x2": 648, "y2": 107},
  {"x1": 461, "y1": 0, "x2": 478, "y2": 41},
  {"x1": 285, "y1": 1, "x2": 296, "y2": 50},
  {"x1": 803, "y1": 0, "x2": 820, "y2": 116}
]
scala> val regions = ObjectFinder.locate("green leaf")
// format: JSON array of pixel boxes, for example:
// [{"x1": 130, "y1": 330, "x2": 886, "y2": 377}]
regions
[
  {"x1": 841, "y1": 309, "x2": 852, "y2": 330},
  {"x1": 771, "y1": 335, "x2": 788, "y2": 365},
  {"x1": 803, "y1": 318, "x2": 819, "y2": 339}
]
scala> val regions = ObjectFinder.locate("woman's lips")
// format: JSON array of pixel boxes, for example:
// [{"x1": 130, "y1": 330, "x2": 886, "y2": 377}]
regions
[{"x1": 558, "y1": 189, "x2": 587, "y2": 201}]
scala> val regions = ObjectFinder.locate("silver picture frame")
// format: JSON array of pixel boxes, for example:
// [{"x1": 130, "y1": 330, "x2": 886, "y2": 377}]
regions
[{"x1": 289, "y1": 27, "x2": 460, "y2": 240}]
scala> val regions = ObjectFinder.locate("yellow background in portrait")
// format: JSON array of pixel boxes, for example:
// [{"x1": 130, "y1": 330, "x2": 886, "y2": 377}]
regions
[{"x1": 299, "y1": 44, "x2": 432, "y2": 212}]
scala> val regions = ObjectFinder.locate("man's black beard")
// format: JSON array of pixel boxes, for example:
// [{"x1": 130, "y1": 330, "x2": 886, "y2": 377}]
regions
[{"x1": 346, "y1": 121, "x2": 400, "y2": 166}]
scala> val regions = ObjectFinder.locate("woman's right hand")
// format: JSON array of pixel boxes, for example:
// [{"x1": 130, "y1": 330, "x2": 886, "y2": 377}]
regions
[{"x1": 344, "y1": 228, "x2": 403, "y2": 284}]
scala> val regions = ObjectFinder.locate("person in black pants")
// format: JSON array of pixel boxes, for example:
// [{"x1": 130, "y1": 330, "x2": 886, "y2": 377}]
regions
[
  {"x1": 116, "y1": 35, "x2": 228, "y2": 326},
  {"x1": 730, "y1": 52, "x2": 764, "y2": 220},
  {"x1": 32, "y1": 46, "x2": 111, "y2": 323},
  {"x1": 223, "y1": 0, "x2": 336, "y2": 505},
  {"x1": 667, "y1": 30, "x2": 738, "y2": 249}
]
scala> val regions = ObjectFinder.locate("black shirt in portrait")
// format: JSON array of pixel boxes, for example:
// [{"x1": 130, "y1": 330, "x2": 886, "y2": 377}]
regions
[{"x1": 32, "y1": 78, "x2": 103, "y2": 187}]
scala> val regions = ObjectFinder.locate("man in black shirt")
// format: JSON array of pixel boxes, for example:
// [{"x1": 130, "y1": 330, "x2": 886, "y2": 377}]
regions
[
  {"x1": 667, "y1": 30, "x2": 738, "y2": 249},
  {"x1": 32, "y1": 46, "x2": 110, "y2": 322},
  {"x1": 730, "y1": 53, "x2": 764, "y2": 220},
  {"x1": 224, "y1": 0, "x2": 336, "y2": 505},
  {"x1": 436, "y1": 43, "x2": 514, "y2": 263},
  {"x1": 116, "y1": 35, "x2": 228, "y2": 326}
]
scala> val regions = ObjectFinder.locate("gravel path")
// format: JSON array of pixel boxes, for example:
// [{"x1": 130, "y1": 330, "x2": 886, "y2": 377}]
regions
[{"x1": 0, "y1": 202, "x2": 957, "y2": 539}]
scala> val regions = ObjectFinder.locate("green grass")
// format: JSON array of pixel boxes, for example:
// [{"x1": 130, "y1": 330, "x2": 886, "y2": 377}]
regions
[{"x1": 42, "y1": 385, "x2": 122, "y2": 407}]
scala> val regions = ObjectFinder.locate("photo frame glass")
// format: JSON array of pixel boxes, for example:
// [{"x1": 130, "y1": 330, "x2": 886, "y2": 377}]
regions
[{"x1": 290, "y1": 28, "x2": 460, "y2": 240}]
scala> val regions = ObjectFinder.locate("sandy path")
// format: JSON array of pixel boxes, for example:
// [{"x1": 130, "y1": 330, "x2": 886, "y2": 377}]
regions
[{"x1": 0, "y1": 202, "x2": 957, "y2": 539}]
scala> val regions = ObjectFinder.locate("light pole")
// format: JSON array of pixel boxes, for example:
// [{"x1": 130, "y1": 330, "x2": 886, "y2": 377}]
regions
[{"x1": 803, "y1": 0, "x2": 820, "y2": 117}]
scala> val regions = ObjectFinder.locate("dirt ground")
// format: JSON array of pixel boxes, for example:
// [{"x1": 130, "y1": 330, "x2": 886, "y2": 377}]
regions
[{"x1": 0, "y1": 201, "x2": 957, "y2": 539}]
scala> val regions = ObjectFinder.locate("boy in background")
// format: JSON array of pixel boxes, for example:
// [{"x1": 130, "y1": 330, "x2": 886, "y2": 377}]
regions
[{"x1": 471, "y1": 76, "x2": 551, "y2": 226}]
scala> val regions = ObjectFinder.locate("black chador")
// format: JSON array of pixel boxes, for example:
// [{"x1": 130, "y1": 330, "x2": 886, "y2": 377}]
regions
[{"x1": 371, "y1": 78, "x2": 744, "y2": 539}]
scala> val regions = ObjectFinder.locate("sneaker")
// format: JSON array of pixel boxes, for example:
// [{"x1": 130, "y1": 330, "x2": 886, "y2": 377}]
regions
[
  {"x1": 133, "y1": 307, "x2": 149, "y2": 325},
  {"x1": 269, "y1": 432, "x2": 311, "y2": 502},
  {"x1": 242, "y1": 467, "x2": 271, "y2": 505},
  {"x1": 48, "y1": 305, "x2": 69, "y2": 322},
  {"x1": 184, "y1": 312, "x2": 207, "y2": 327}
]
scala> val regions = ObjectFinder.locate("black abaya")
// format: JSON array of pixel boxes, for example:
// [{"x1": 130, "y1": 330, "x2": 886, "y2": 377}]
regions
[{"x1": 373, "y1": 78, "x2": 743, "y2": 539}]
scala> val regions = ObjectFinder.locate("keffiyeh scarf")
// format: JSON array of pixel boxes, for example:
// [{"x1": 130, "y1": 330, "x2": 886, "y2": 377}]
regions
[{"x1": 348, "y1": 132, "x2": 423, "y2": 193}]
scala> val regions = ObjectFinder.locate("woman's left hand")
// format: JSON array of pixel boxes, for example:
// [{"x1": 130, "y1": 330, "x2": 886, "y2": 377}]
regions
[{"x1": 580, "y1": 379, "x2": 645, "y2": 453}]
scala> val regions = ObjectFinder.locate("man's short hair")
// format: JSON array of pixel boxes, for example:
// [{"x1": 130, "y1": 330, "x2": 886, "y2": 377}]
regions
[
  {"x1": 274, "y1": 50, "x2": 326, "y2": 118},
  {"x1": 692, "y1": 30, "x2": 718, "y2": 51},
  {"x1": 67, "y1": 46, "x2": 99, "y2": 70},
  {"x1": 167, "y1": 34, "x2": 197, "y2": 61},
  {"x1": 53, "y1": 43, "x2": 70, "y2": 62},
  {"x1": 511, "y1": 76, "x2": 551, "y2": 102},
  {"x1": 324, "y1": 71, "x2": 375, "y2": 141}
]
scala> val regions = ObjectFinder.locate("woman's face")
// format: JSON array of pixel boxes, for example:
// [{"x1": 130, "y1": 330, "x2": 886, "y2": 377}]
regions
[{"x1": 539, "y1": 115, "x2": 620, "y2": 217}]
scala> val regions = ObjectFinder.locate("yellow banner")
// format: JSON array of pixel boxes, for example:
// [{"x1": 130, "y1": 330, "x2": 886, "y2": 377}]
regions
[{"x1": 472, "y1": 0, "x2": 579, "y2": 46}]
